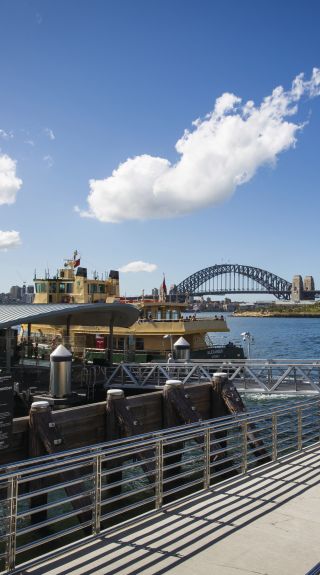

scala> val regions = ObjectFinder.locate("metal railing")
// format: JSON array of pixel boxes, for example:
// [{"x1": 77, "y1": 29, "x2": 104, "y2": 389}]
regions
[
  {"x1": 105, "y1": 360, "x2": 320, "y2": 393},
  {"x1": 1, "y1": 397, "x2": 320, "y2": 573},
  {"x1": 6, "y1": 360, "x2": 320, "y2": 396}
]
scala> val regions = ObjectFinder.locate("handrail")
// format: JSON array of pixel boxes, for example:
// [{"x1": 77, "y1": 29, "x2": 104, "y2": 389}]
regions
[
  {"x1": 1, "y1": 397, "x2": 320, "y2": 573},
  {"x1": 2, "y1": 396, "x2": 318, "y2": 479}
]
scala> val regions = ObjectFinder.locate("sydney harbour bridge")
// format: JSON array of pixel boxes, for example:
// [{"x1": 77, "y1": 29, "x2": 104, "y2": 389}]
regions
[{"x1": 175, "y1": 264, "x2": 319, "y2": 301}]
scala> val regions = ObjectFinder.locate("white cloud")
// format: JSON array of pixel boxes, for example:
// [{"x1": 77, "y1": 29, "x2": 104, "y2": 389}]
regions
[
  {"x1": 24, "y1": 139, "x2": 35, "y2": 147},
  {"x1": 0, "y1": 230, "x2": 21, "y2": 250},
  {"x1": 119, "y1": 261, "x2": 158, "y2": 273},
  {"x1": 0, "y1": 154, "x2": 23, "y2": 205},
  {"x1": 43, "y1": 154, "x2": 54, "y2": 168},
  {"x1": 44, "y1": 128, "x2": 55, "y2": 140},
  {"x1": 0, "y1": 129, "x2": 13, "y2": 140},
  {"x1": 78, "y1": 68, "x2": 320, "y2": 223}
]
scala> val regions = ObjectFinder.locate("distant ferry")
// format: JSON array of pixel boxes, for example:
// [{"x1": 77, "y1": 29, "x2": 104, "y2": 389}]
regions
[{"x1": 31, "y1": 252, "x2": 244, "y2": 362}]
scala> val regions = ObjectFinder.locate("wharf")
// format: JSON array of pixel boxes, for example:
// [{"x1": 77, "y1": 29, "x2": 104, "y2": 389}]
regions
[{"x1": 20, "y1": 444, "x2": 320, "y2": 575}]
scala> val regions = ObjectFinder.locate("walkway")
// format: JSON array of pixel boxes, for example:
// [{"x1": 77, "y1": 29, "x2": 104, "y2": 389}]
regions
[{"x1": 22, "y1": 445, "x2": 320, "y2": 575}]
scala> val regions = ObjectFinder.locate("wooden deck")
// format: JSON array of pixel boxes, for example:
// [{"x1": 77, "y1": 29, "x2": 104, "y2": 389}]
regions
[{"x1": 20, "y1": 444, "x2": 320, "y2": 575}]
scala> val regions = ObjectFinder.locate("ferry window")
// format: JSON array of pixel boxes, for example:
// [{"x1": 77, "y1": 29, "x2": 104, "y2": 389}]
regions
[
  {"x1": 66, "y1": 283, "x2": 73, "y2": 293},
  {"x1": 35, "y1": 283, "x2": 46, "y2": 293},
  {"x1": 172, "y1": 310, "x2": 178, "y2": 320},
  {"x1": 59, "y1": 283, "x2": 65, "y2": 293},
  {"x1": 166, "y1": 310, "x2": 171, "y2": 320},
  {"x1": 117, "y1": 337, "x2": 125, "y2": 350},
  {"x1": 88, "y1": 284, "x2": 97, "y2": 294},
  {"x1": 157, "y1": 310, "x2": 161, "y2": 320},
  {"x1": 49, "y1": 283, "x2": 56, "y2": 293},
  {"x1": 98, "y1": 284, "x2": 105, "y2": 293},
  {"x1": 136, "y1": 338, "x2": 144, "y2": 350}
]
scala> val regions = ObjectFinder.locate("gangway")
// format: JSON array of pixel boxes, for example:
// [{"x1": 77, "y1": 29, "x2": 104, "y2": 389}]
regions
[{"x1": 104, "y1": 359, "x2": 320, "y2": 394}]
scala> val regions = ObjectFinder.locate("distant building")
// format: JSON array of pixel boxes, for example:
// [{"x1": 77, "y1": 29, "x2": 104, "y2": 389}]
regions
[
  {"x1": 0, "y1": 282, "x2": 35, "y2": 304},
  {"x1": 10, "y1": 285, "x2": 22, "y2": 300},
  {"x1": 238, "y1": 303, "x2": 255, "y2": 311}
]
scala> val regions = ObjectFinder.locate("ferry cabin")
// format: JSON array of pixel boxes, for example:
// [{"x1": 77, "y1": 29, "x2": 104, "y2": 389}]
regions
[
  {"x1": 31, "y1": 258, "x2": 230, "y2": 361},
  {"x1": 34, "y1": 265, "x2": 120, "y2": 305}
]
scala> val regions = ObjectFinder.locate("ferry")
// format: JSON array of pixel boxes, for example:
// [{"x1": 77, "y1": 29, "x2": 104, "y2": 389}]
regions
[{"x1": 30, "y1": 253, "x2": 244, "y2": 362}]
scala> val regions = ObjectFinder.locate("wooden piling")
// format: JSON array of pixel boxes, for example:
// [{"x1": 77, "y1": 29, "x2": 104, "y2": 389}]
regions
[
  {"x1": 29, "y1": 401, "x2": 49, "y2": 525},
  {"x1": 162, "y1": 379, "x2": 204, "y2": 492},
  {"x1": 162, "y1": 380, "x2": 184, "y2": 489},
  {"x1": 28, "y1": 400, "x2": 93, "y2": 530},
  {"x1": 162, "y1": 380, "x2": 203, "y2": 426},
  {"x1": 106, "y1": 389, "x2": 155, "y2": 480},
  {"x1": 212, "y1": 372, "x2": 271, "y2": 465},
  {"x1": 106, "y1": 389, "x2": 124, "y2": 442},
  {"x1": 105, "y1": 389, "x2": 124, "y2": 498},
  {"x1": 211, "y1": 372, "x2": 230, "y2": 419}
]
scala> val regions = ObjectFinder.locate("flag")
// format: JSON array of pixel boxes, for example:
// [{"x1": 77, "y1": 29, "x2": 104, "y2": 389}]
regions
[
  {"x1": 162, "y1": 275, "x2": 167, "y2": 294},
  {"x1": 74, "y1": 258, "x2": 80, "y2": 268}
]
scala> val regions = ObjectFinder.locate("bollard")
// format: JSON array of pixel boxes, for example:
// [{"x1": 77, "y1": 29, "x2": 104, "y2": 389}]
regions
[{"x1": 50, "y1": 345, "x2": 72, "y2": 398}]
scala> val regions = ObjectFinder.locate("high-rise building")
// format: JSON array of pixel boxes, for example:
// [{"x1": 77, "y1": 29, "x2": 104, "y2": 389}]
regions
[{"x1": 10, "y1": 285, "x2": 22, "y2": 300}]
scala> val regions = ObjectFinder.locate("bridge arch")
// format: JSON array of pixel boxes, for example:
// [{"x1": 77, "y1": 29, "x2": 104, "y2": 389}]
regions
[{"x1": 176, "y1": 264, "x2": 292, "y2": 300}]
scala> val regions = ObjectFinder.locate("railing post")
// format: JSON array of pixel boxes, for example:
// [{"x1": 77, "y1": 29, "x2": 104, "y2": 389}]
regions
[
  {"x1": 204, "y1": 428, "x2": 211, "y2": 489},
  {"x1": 155, "y1": 439, "x2": 163, "y2": 510},
  {"x1": 242, "y1": 422, "x2": 248, "y2": 474},
  {"x1": 6, "y1": 474, "x2": 19, "y2": 573},
  {"x1": 92, "y1": 454, "x2": 102, "y2": 535},
  {"x1": 297, "y1": 407, "x2": 303, "y2": 450},
  {"x1": 272, "y1": 413, "x2": 277, "y2": 461}
]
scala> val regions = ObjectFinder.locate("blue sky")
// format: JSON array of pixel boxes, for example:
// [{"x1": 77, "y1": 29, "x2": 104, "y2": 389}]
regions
[{"x1": 0, "y1": 0, "x2": 320, "y2": 297}]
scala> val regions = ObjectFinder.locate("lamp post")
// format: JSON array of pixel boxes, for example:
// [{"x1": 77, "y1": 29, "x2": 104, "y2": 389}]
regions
[
  {"x1": 241, "y1": 331, "x2": 254, "y2": 359},
  {"x1": 163, "y1": 334, "x2": 173, "y2": 356}
]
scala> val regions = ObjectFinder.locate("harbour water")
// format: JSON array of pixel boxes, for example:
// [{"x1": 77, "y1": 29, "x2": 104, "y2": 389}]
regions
[
  {"x1": 208, "y1": 313, "x2": 320, "y2": 359},
  {"x1": 206, "y1": 312, "x2": 320, "y2": 409}
]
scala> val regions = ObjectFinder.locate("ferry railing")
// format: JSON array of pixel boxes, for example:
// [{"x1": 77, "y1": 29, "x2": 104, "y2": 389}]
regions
[
  {"x1": 105, "y1": 360, "x2": 320, "y2": 393},
  {"x1": 1, "y1": 397, "x2": 320, "y2": 573},
  {"x1": 135, "y1": 317, "x2": 225, "y2": 322}
]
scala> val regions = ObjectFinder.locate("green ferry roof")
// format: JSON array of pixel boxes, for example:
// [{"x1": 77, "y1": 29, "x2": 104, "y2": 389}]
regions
[{"x1": 0, "y1": 303, "x2": 139, "y2": 329}]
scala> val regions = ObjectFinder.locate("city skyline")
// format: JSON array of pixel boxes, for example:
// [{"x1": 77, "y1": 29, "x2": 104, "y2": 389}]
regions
[{"x1": 0, "y1": 0, "x2": 320, "y2": 295}]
